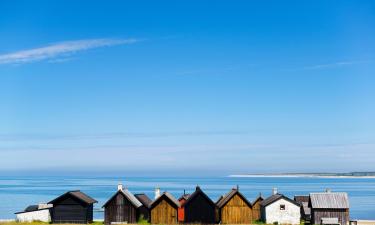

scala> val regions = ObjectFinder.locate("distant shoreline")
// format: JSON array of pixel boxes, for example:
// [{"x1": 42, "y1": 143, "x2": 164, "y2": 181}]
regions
[{"x1": 229, "y1": 173, "x2": 375, "y2": 178}]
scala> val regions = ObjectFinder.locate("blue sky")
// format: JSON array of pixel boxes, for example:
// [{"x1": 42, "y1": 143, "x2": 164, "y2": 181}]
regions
[{"x1": 0, "y1": 1, "x2": 375, "y2": 175}]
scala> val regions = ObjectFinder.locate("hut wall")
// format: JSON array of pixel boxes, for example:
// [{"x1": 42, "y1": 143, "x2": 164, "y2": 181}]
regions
[
  {"x1": 104, "y1": 193, "x2": 137, "y2": 224},
  {"x1": 263, "y1": 199, "x2": 300, "y2": 225},
  {"x1": 151, "y1": 199, "x2": 177, "y2": 224},
  {"x1": 51, "y1": 196, "x2": 90, "y2": 224},
  {"x1": 137, "y1": 205, "x2": 150, "y2": 222},
  {"x1": 220, "y1": 194, "x2": 252, "y2": 224},
  {"x1": 184, "y1": 194, "x2": 216, "y2": 224},
  {"x1": 178, "y1": 199, "x2": 187, "y2": 222},
  {"x1": 252, "y1": 200, "x2": 262, "y2": 221},
  {"x1": 312, "y1": 209, "x2": 349, "y2": 225}
]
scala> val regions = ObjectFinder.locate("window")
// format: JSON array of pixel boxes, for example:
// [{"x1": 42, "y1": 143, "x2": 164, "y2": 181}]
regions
[{"x1": 280, "y1": 204, "x2": 285, "y2": 210}]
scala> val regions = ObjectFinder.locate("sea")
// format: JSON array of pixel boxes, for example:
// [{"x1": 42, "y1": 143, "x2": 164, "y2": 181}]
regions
[{"x1": 0, "y1": 175, "x2": 375, "y2": 220}]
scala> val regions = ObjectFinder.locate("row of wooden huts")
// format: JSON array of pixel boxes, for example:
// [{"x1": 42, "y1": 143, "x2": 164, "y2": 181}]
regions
[{"x1": 15, "y1": 185, "x2": 350, "y2": 225}]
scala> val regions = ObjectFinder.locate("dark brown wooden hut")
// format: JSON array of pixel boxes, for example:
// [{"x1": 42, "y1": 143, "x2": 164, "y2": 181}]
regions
[
  {"x1": 48, "y1": 190, "x2": 97, "y2": 224},
  {"x1": 184, "y1": 186, "x2": 216, "y2": 224},
  {"x1": 294, "y1": 195, "x2": 311, "y2": 222},
  {"x1": 309, "y1": 192, "x2": 349, "y2": 225},
  {"x1": 216, "y1": 187, "x2": 253, "y2": 224},
  {"x1": 252, "y1": 195, "x2": 264, "y2": 222},
  {"x1": 150, "y1": 192, "x2": 180, "y2": 224},
  {"x1": 103, "y1": 185, "x2": 143, "y2": 225},
  {"x1": 134, "y1": 193, "x2": 152, "y2": 221}
]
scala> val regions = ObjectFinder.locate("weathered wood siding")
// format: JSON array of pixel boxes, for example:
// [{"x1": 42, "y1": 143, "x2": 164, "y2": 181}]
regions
[
  {"x1": 137, "y1": 205, "x2": 150, "y2": 222},
  {"x1": 51, "y1": 196, "x2": 92, "y2": 224},
  {"x1": 178, "y1": 199, "x2": 186, "y2": 222},
  {"x1": 104, "y1": 193, "x2": 137, "y2": 225},
  {"x1": 312, "y1": 209, "x2": 349, "y2": 225},
  {"x1": 252, "y1": 200, "x2": 262, "y2": 221},
  {"x1": 184, "y1": 194, "x2": 216, "y2": 224},
  {"x1": 220, "y1": 194, "x2": 252, "y2": 224},
  {"x1": 151, "y1": 199, "x2": 177, "y2": 224}
]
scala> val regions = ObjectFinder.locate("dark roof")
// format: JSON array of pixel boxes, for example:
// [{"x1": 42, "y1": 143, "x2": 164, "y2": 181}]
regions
[
  {"x1": 261, "y1": 194, "x2": 299, "y2": 207},
  {"x1": 49, "y1": 190, "x2": 97, "y2": 205},
  {"x1": 135, "y1": 193, "x2": 152, "y2": 208},
  {"x1": 252, "y1": 195, "x2": 264, "y2": 205},
  {"x1": 216, "y1": 188, "x2": 252, "y2": 208},
  {"x1": 309, "y1": 192, "x2": 349, "y2": 209},
  {"x1": 150, "y1": 192, "x2": 180, "y2": 209},
  {"x1": 184, "y1": 186, "x2": 215, "y2": 207},
  {"x1": 294, "y1": 195, "x2": 310, "y2": 204},
  {"x1": 15, "y1": 204, "x2": 52, "y2": 214},
  {"x1": 103, "y1": 189, "x2": 142, "y2": 208}
]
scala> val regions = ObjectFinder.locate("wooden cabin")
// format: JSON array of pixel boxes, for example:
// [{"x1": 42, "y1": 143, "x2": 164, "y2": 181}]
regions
[
  {"x1": 252, "y1": 195, "x2": 264, "y2": 222},
  {"x1": 309, "y1": 192, "x2": 349, "y2": 225},
  {"x1": 150, "y1": 192, "x2": 180, "y2": 224},
  {"x1": 184, "y1": 186, "x2": 216, "y2": 224},
  {"x1": 261, "y1": 191, "x2": 301, "y2": 225},
  {"x1": 294, "y1": 195, "x2": 311, "y2": 222},
  {"x1": 216, "y1": 187, "x2": 253, "y2": 224},
  {"x1": 135, "y1": 193, "x2": 152, "y2": 221},
  {"x1": 48, "y1": 190, "x2": 97, "y2": 224},
  {"x1": 103, "y1": 184, "x2": 143, "y2": 224},
  {"x1": 178, "y1": 192, "x2": 190, "y2": 222}
]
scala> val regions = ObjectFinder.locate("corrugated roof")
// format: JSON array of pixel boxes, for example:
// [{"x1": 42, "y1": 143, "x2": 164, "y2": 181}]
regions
[
  {"x1": 135, "y1": 193, "x2": 152, "y2": 208},
  {"x1": 309, "y1": 192, "x2": 349, "y2": 209}
]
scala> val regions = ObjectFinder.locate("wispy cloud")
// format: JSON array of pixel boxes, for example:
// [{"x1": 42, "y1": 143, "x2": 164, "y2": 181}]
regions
[
  {"x1": 0, "y1": 38, "x2": 139, "y2": 65},
  {"x1": 302, "y1": 60, "x2": 373, "y2": 70}
]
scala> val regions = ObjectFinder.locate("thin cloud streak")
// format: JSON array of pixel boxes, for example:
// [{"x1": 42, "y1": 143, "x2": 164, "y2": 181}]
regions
[
  {"x1": 302, "y1": 60, "x2": 373, "y2": 70},
  {"x1": 0, "y1": 38, "x2": 139, "y2": 65}
]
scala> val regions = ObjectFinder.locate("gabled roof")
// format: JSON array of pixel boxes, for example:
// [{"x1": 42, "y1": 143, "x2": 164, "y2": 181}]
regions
[
  {"x1": 103, "y1": 189, "x2": 142, "y2": 208},
  {"x1": 184, "y1": 186, "x2": 215, "y2": 208},
  {"x1": 261, "y1": 194, "x2": 299, "y2": 207},
  {"x1": 135, "y1": 193, "x2": 152, "y2": 208},
  {"x1": 309, "y1": 192, "x2": 349, "y2": 209},
  {"x1": 49, "y1": 190, "x2": 97, "y2": 205},
  {"x1": 216, "y1": 188, "x2": 252, "y2": 208},
  {"x1": 179, "y1": 194, "x2": 190, "y2": 201},
  {"x1": 252, "y1": 194, "x2": 264, "y2": 205},
  {"x1": 150, "y1": 192, "x2": 180, "y2": 209}
]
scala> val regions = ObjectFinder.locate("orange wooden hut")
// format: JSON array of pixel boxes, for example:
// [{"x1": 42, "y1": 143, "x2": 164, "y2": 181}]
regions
[{"x1": 177, "y1": 191, "x2": 190, "y2": 222}]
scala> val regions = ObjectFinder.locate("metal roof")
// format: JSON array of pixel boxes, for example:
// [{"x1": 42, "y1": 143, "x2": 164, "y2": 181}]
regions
[{"x1": 309, "y1": 192, "x2": 349, "y2": 209}]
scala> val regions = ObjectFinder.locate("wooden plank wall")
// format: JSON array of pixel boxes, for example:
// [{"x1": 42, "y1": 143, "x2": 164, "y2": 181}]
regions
[
  {"x1": 151, "y1": 199, "x2": 177, "y2": 224},
  {"x1": 252, "y1": 200, "x2": 262, "y2": 221},
  {"x1": 221, "y1": 194, "x2": 252, "y2": 224},
  {"x1": 312, "y1": 209, "x2": 349, "y2": 225},
  {"x1": 104, "y1": 193, "x2": 137, "y2": 224}
]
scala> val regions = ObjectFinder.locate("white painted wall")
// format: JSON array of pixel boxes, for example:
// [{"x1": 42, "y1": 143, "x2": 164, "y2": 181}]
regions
[
  {"x1": 264, "y1": 198, "x2": 301, "y2": 225},
  {"x1": 16, "y1": 209, "x2": 51, "y2": 222}
]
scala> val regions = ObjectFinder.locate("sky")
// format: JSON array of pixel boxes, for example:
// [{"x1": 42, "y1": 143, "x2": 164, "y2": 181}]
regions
[{"x1": 0, "y1": 1, "x2": 375, "y2": 176}]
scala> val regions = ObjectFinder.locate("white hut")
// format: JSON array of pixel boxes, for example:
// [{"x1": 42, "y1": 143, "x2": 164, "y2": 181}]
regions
[
  {"x1": 15, "y1": 203, "x2": 52, "y2": 222},
  {"x1": 261, "y1": 189, "x2": 301, "y2": 225}
]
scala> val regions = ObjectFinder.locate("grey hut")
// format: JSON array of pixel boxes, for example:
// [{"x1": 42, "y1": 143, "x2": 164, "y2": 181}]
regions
[
  {"x1": 309, "y1": 192, "x2": 350, "y2": 225},
  {"x1": 134, "y1": 193, "x2": 152, "y2": 221},
  {"x1": 103, "y1": 184, "x2": 143, "y2": 224},
  {"x1": 49, "y1": 190, "x2": 97, "y2": 224},
  {"x1": 294, "y1": 195, "x2": 311, "y2": 222}
]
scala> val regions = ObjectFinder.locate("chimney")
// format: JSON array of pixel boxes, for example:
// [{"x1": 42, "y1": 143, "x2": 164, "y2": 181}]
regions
[
  {"x1": 155, "y1": 186, "x2": 161, "y2": 199},
  {"x1": 118, "y1": 183, "x2": 123, "y2": 191},
  {"x1": 272, "y1": 187, "x2": 278, "y2": 195},
  {"x1": 326, "y1": 188, "x2": 332, "y2": 193}
]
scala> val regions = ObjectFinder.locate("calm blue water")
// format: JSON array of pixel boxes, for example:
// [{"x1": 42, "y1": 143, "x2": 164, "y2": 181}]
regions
[{"x1": 0, "y1": 176, "x2": 374, "y2": 220}]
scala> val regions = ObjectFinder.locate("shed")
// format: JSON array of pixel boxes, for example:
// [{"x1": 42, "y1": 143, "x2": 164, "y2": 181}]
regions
[
  {"x1": 178, "y1": 192, "x2": 190, "y2": 222},
  {"x1": 216, "y1": 187, "x2": 253, "y2": 224},
  {"x1": 261, "y1": 192, "x2": 301, "y2": 225},
  {"x1": 252, "y1": 194, "x2": 264, "y2": 221},
  {"x1": 15, "y1": 204, "x2": 52, "y2": 222},
  {"x1": 294, "y1": 195, "x2": 311, "y2": 222},
  {"x1": 184, "y1": 186, "x2": 216, "y2": 224},
  {"x1": 103, "y1": 184, "x2": 143, "y2": 224},
  {"x1": 49, "y1": 190, "x2": 97, "y2": 224},
  {"x1": 135, "y1": 193, "x2": 152, "y2": 221},
  {"x1": 150, "y1": 192, "x2": 180, "y2": 224},
  {"x1": 309, "y1": 192, "x2": 350, "y2": 225}
]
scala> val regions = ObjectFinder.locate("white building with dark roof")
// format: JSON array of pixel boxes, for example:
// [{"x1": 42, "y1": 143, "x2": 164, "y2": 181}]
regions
[{"x1": 15, "y1": 203, "x2": 52, "y2": 222}]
